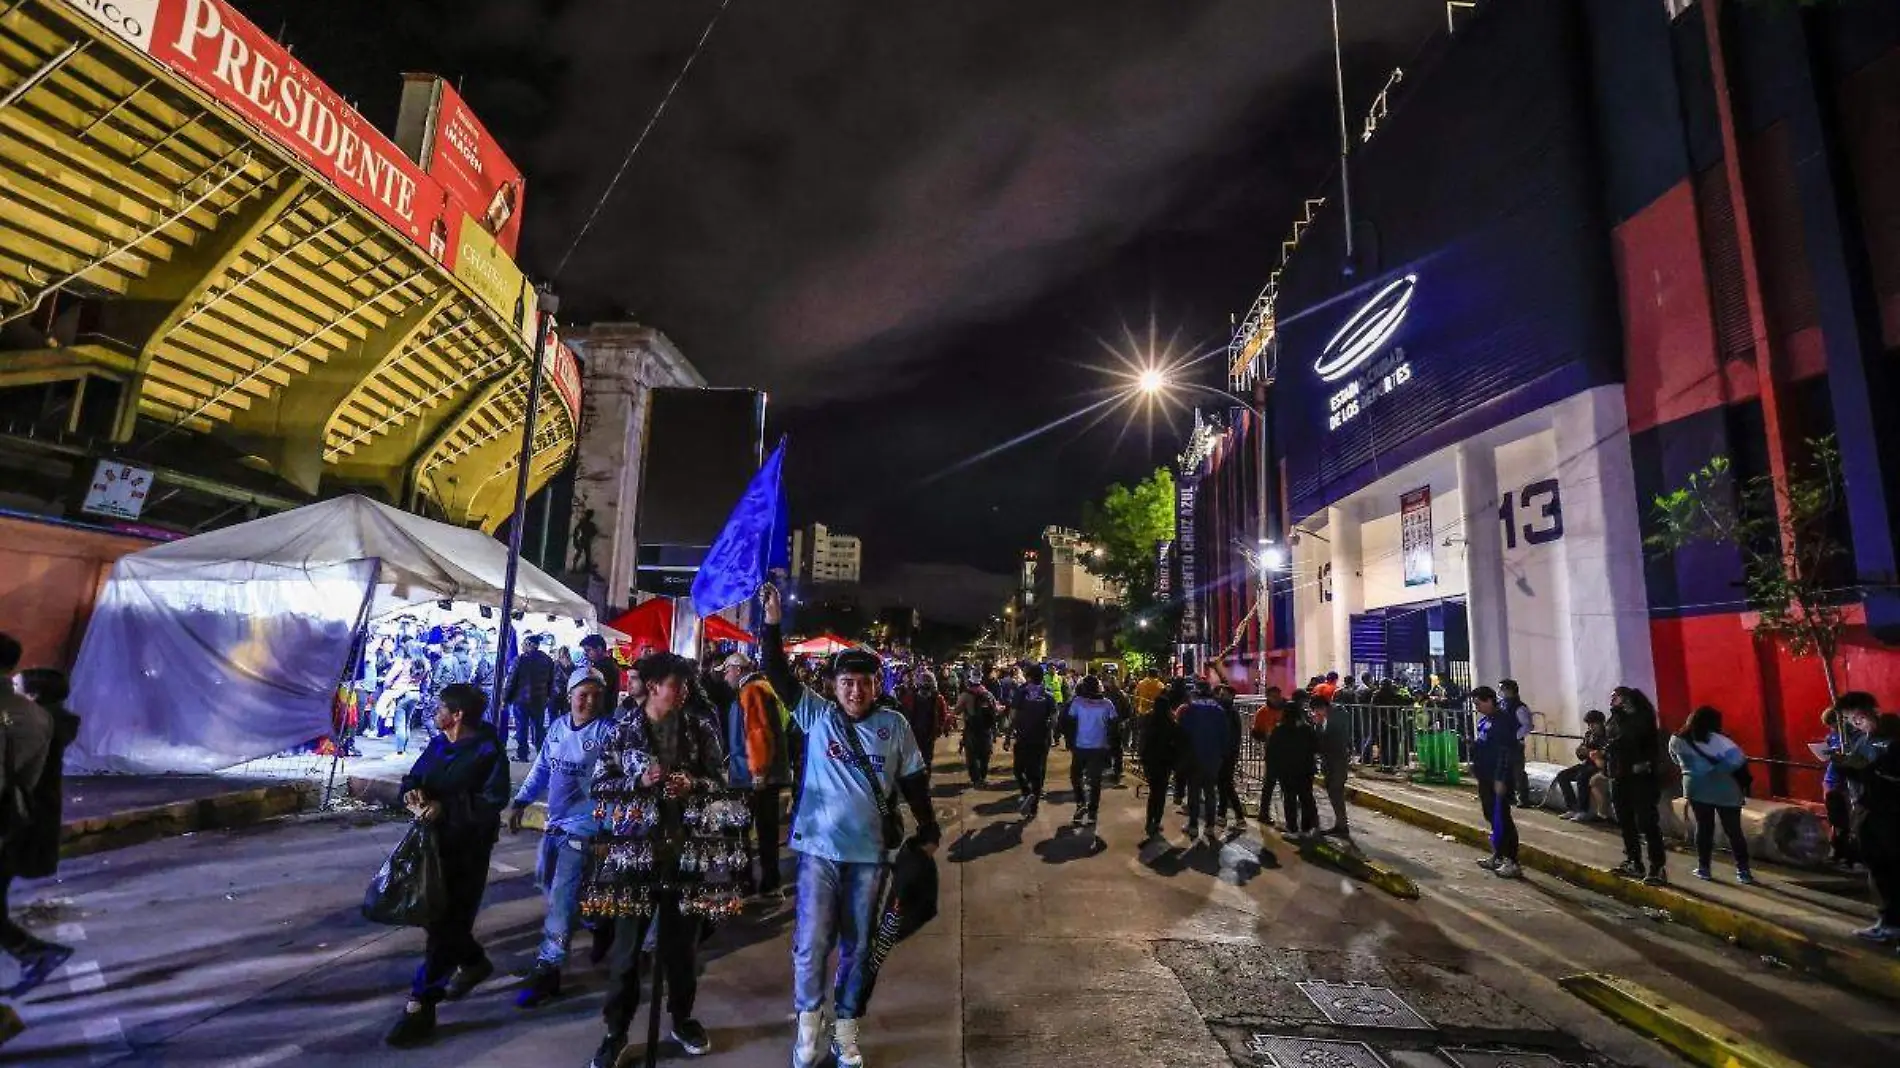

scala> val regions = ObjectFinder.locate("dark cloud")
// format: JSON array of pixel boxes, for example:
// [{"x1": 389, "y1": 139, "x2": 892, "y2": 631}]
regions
[{"x1": 238, "y1": 0, "x2": 1442, "y2": 585}]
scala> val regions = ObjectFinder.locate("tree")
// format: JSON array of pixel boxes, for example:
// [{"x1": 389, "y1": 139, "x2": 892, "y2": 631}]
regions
[
  {"x1": 1646, "y1": 436, "x2": 1851, "y2": 700},
  {"x1": 1079, "y1": 467, "x2": 1177, "y2": 665}
]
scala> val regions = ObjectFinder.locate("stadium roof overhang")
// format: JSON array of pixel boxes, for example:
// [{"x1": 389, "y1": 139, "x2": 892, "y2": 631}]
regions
[{"x1": 0, "y1": 0, "x2": 575, "y2": 531}]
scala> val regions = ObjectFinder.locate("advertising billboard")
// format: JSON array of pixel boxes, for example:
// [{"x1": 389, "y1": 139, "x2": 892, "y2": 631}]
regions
[
  {"x1": 396, "y1": 75, "x2": 527, "y2": 256},
  {"x1": 137, "y1": 0, "x2": 450, "y2": 259},
  {"x1": 450, "y1": 209, "x2": 531, "y2": 333},
  {"x1": 1272, "y1": 0, "x2": 1620, "y2": 521},
  {"x1": 637, "y1": 389, "x2": 767, "y2": 548},
  {"x1": 547, "y1": 339, "x2": 582, "y2": 428}
]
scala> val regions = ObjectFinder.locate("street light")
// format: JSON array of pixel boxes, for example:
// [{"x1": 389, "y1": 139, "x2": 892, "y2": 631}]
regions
[{"x1": 1138, "y1": 367, "x2": 1166, "y2": 394}]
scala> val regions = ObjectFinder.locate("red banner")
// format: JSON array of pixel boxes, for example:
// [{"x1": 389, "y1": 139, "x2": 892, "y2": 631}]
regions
[
  {"x1": 149, "y1": 0, "x2": 451, "y2": 262},
  {"x1": 400, "y1": 76, "x2": 526, "y2": 257},
  {"x1": 548, "y1": 339, "x2": 582, "y2": 427}
]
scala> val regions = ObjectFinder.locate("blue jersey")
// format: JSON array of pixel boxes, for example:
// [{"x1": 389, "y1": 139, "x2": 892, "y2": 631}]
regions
[
  {"x1": 787, "y1": 690, "x2": 925, "y2": 864},
  {"x1": 514, "y1": 713, "x2": 617, "y2": 835}
]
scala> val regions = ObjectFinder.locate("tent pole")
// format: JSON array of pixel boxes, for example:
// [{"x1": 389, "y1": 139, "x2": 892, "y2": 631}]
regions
[{"x1": 491, "y1": 286, "x2": 560, "y2": 723}]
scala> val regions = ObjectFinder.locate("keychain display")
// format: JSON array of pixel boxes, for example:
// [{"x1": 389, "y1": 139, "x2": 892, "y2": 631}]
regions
[{"x1": 587, "y1": 759, "x2": 756, "y2": 907}]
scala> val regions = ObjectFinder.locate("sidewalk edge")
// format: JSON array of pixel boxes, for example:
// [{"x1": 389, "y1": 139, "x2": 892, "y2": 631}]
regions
[
  {"x1": 59, "y1": 783, "x2": 312, "y2": 859},
  {"x1": 1346, "y1": 782, "x2": 1900, "y2": 1005},
  {"x1": 1558, "y1": 972, "x2": 1810, "y2": 1068}
]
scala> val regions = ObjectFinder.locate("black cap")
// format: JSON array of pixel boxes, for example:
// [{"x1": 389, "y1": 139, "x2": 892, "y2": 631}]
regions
[{"x1": 833, "y1": 648, "x2": 881, "y2": 677}]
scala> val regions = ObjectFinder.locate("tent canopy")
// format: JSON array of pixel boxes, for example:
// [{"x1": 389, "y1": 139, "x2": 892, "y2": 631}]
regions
[
  {"x1": 701, "y1": 614, "x2": 754, "y2": 645},
  {"x1": 67, "y1": 495, "x2": 594, "y2": 774},
  {"x1": 122, "y1": 494, "x2": 595, "y2": 621},
  {"x1": 787, "y1": 633, "x2": 858, "y2": 656}
]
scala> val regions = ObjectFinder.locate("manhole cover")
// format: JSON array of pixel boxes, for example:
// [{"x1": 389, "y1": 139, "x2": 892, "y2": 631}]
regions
[
  {"x1": 1295, "y1": 981, "x2": 1434, "y2": 1030},
  {"x1": 1439, "y1": 1050, "x2": 1569, "y2": 1068},
  {"x1": 1244, "y1": 1035, "x2": 1389, "y2": 1068}
]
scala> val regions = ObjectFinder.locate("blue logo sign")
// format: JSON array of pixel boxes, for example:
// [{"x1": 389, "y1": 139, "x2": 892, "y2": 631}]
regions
[{"x1": 1314, "y1": 273, "x2": 1417, "y2": 383}]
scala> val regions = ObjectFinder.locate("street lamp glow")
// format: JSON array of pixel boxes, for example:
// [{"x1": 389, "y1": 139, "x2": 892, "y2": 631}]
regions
[
  {"x1": 1260, "y1": 545, "x2": 1287, "y2": 572},
  {"x1": 1137, "y1": 368, "x2": 1166, "y2": 394}
]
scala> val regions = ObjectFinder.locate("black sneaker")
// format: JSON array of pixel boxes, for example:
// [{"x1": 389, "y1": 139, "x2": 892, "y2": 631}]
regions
[
  {"x1": 444, "y1": 957, "x2": 494, "y2": 1001},
  {"x1": 1643, "y1": 867, "x2": 1668, "y2": 887},
  {"x1": 515, "y1": 966, "x2": 561, "y2": 1009},
  {"x1": 671, "y1": 1017, "x2": 712, "y2": 1056},
  {"x1": 385, "y1": 1001, "x2": 437, "y2": 1048},
  {"x1": 1320, "y1": 825, "x2": 1349, "y2": 838},
  {"x1": 589, "y1": 1030, "x2": 627, "y2": 1068}
]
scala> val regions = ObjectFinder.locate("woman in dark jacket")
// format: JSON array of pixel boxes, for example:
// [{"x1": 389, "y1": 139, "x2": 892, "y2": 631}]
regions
[
  {"x1": 1605, "y1": 686, "x2": 1668, "y2": 885},
  {"x1": 1, "y1": 668, "x2": 81, "y2": 998},
  {"x1": 386, "y1": 683, "x2": 511, "y2": 1048}
]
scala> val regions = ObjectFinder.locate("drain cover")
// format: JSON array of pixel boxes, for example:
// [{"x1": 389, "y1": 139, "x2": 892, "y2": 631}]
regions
[
  {"x1": 1243, "y1": 1035, "x2": 1390, "y2": 1068},
  {"x1": 1438, "y1": 1050, "x2": 1569, "y2": 1068},
  {"x1": 1295, "y1": 981, "x2": 1434, "y2": 1031}
]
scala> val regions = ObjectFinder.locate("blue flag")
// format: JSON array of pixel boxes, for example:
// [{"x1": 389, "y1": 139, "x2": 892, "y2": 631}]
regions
[{"x1": 692, "y1": 439, "x2": 788, "y2": 616}]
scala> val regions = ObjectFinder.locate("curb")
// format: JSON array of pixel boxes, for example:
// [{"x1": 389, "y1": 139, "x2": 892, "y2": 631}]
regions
[
  {"x1": 1558, "y1": 973, "x2": 1809, "y2": 1068},
  {"x1": 1298, "y1": 836, "x2": 1420, "y2": 899},
  {"x1": 1346, "y1": 783, "x2": 1900, "y2": 1005},
  {"x1": 59, "y1": 783, "x2": 312, "y2": 859}
]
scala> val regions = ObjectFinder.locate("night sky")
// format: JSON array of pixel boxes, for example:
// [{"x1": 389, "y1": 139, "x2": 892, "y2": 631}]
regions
[{"x1": 236, "y1": 0, "x2": 1442, "y2": 619}]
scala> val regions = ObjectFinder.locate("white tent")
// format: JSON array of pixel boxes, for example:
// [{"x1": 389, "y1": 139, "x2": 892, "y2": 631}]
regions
[{"x1": 67, "y1": 495, "x2": 596, "y2": 774}]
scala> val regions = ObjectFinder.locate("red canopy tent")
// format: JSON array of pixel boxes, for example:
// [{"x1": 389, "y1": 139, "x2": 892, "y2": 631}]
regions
[
  {"x1": 787, "y1": 633, "x2": 857, "y2": 656},
  {"x1": 605, "y1": 598, "x2": 672, "y2": 660},
  {"x1": 701, "y1": 614, "x2": 755, "y2": 645}
]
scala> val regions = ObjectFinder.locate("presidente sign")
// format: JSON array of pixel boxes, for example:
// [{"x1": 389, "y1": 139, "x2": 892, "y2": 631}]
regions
[{"x1": 1321, "y1": 273, "x2": 1418, "y2": 432}]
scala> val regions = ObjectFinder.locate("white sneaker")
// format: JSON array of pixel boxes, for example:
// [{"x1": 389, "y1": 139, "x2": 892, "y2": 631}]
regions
[
  {"x1": 832, "y1": 1017, "x2": 865, "y2": 1068},
  {"x1": 793, "y1": 1010, "x2": 827, "y2": 1068},
  {"x1": 1494, "y1": 860, "x2": 1522, "y2": 879}
]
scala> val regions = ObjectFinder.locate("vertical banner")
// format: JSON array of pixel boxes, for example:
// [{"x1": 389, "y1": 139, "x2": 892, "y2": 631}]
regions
[
  {"x1": 1154, "y1": 540, "x2": 1173, "y2": 599},
  {"x1": 1401, "y1": 486, "x2": 1435, "y2": 587},
  {"x1": 395, "y1": 75, "x2": 527, "y2": 256},
  {"x1": 1177, "y1": 482, "x2": 1199, "y2": 641}
]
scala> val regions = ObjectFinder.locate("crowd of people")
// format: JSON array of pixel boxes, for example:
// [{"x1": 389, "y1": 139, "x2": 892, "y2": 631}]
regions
[
  {"x1": 381, "y1": 584, "x2": 940, "y2": 1068},
  {"x1": 0, "y1": 632, "x2": 80, "y2": 1046}
]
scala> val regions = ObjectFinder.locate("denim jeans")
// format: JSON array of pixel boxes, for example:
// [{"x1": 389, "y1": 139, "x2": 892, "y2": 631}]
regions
[
  {"x1": 792, "y1": 853, "x2": 888, "y2": 1019},
  {"x1": 534, "y1": 830, "x2": 589, "y2": 968},
  {"x1": 513, "y1": 703, "x2": 547, "y2": 762}
]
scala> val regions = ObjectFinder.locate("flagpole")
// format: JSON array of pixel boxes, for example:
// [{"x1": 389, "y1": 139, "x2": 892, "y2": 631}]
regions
[{"x1": 492, "y1": 284, "x2": 558, "y2": 722}]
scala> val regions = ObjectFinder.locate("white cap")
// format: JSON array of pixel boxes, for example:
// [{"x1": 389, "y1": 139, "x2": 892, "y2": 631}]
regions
[{"x1": 568, "y1": 666, "x2": 606, "y2": 692}]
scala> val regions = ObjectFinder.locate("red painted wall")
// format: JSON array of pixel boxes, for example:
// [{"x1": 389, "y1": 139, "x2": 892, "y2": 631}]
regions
[
  {"x1": 1614, "y1": 180, "x2": 1737, "y2": 435},
  {"x1": 1650, "y1": 613, "x2": 1900, "y2": 801},
  {"x1": 0, "y1": 516, "x2": 151, "y2": 671}
]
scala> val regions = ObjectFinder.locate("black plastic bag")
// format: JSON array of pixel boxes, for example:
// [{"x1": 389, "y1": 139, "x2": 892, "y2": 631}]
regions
[{"x1": 363, "y1": 820, "x2": 445, "y2": 927}]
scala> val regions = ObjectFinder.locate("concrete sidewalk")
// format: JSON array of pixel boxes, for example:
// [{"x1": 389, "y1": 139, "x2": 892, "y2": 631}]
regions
[{"x1": 1346, "y1": 774, "x2": 1900, "y2": 1004}]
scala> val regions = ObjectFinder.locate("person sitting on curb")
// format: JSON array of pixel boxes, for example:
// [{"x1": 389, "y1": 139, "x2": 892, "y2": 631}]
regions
[{"x1": 1556, "y1": 709, "x2": 1609, "y2": 823}]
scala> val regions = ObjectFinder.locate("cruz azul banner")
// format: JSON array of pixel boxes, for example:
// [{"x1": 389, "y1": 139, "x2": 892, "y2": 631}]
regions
[
  {"x1": 1176, "y1": 484, "x2": 1199, "y2": 642},
  {"x1": 1400, "y1": 486, "x2": 1434, "y2": 587}
]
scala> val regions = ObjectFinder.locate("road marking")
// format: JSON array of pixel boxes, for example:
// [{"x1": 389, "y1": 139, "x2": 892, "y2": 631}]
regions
[
  {"x1": 55, "y1": 922, "x2": 87, "y2": 942},
  {"x1": 223, "y1": 1042, "x2": 305, "y2": 1068},
  {"x1": 490, "y1": 860, "x2": 520, "y2": 874},
  {"x1": 82, "y1": 1017, "x2": 126, "y2": 1064},
  {"x1": 67, "y1": 960, "x2": 106, "y2": 993}
]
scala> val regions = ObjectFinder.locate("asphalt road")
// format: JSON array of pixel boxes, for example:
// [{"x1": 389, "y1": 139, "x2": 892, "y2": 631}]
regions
[{"x1": 3, "y1": 745, "x2": 1897, "y2": 1067}]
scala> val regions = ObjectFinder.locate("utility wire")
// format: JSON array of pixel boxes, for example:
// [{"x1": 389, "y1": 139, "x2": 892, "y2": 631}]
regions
[{"x1": 552, "y1": 0, "x2": 736, "y2": 280}]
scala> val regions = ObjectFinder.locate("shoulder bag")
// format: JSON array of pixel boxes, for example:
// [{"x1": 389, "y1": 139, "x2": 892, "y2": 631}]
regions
[
  {"x1": 833, "y1": 709, "x2": 905, "y2": 851},
  {"x1": 1689, "y1": 737, "x2": 1753, "y2": 799}
]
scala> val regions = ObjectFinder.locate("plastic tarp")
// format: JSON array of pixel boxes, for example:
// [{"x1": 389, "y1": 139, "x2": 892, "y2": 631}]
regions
[{"x1": 66, "y1": 495, "x2": 596, "y2": 774}]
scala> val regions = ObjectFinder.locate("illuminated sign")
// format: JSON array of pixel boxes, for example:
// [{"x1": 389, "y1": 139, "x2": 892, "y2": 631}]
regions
[
  {"x1": 1321, "y1": 274, "x2": 1419, "y2": 433},
  {"x1": 1315, "y1": 273, "x2": 1416, "y2": 383}
]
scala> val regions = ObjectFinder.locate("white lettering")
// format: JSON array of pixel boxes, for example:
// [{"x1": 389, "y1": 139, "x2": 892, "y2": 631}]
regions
[
  {"x1": 245, "y1": 53, "x2": 278, "y2": 109},
  {"x1": 336, "y1": 125, "x2": 360, "y2": 176},
  {"x1": 272, "y1": 71, "x2": 300, "y2": 127},
  {"x1": 212, "y1": 18, "x2": 249, "y2": 89},
  {"x1": 172, "y1": 0, "x2": 221, "y2": 59}
]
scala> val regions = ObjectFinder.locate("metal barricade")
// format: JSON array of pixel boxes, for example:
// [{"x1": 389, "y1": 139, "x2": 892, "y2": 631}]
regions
[{"x1": 1234, "y1": 696, "x2": 1267, "y2": 802}]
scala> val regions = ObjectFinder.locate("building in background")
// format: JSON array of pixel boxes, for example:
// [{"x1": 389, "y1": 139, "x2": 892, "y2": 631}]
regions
[
  {"x1": 790, "y1": 522, "x2": 863, "y2": 585},
  {"x1": 561, "y1": 324, "x2": 705, "y2": 611},
  {"x1": 1224, "y1": 0, "x2": 1899, "y2": 796},
  {"x1": 1026, "y1": 526, "x2": 1122, "y2": 663}
]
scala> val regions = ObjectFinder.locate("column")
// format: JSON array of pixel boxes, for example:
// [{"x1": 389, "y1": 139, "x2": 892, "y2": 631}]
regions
[
  {"x1": 1551, "y1": 387, "x2": 1657, "y2": 729},
  {"x1": 1328, "y1": 504, "x2": 1362, "y2": 678},
  {"x1": 1457, "y1": 439, "x2": 1510, "y2": 687}
]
